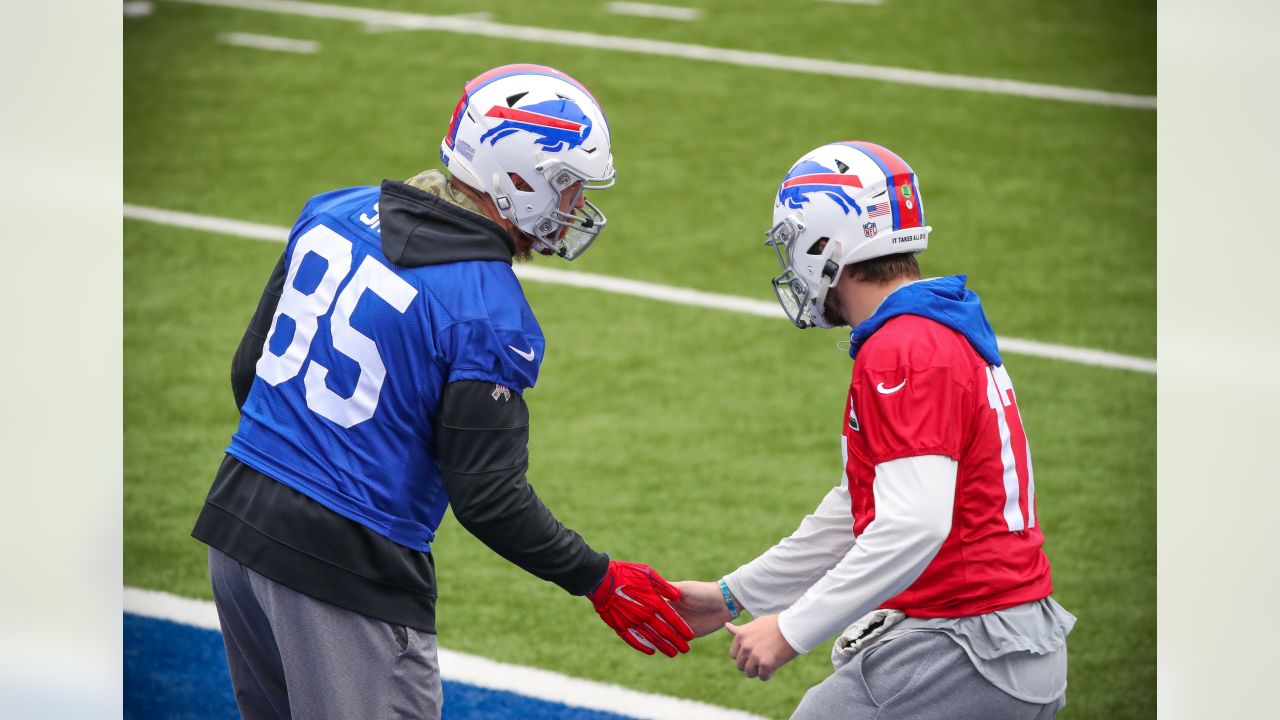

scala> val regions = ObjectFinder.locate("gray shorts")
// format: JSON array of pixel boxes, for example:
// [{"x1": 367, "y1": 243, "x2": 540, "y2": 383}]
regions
[
  {"x1": 208, "y1": 547, "x2": 442, "y2": 720},
  {"x1": 791, "y1": 631, "x2": 1065, "y2": 720}
]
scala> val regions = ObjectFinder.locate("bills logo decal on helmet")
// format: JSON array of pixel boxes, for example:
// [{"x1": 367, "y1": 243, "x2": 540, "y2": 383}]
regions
[
  {"x1": 444, "y1": 64, "x2": 599, "y2": 151},
  {"x1": 479, "y1": 100, "x2": 592, "y2": 152},
  {"x1": 777, "y1": 160, "x2": 865, "y2": 215},
  {"x1": 839, "y1": 141, "x2": 924, "y2": 230}
]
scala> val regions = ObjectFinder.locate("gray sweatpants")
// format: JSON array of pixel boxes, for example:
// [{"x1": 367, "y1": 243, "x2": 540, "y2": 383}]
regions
[
  {"x1": 791, "y1": 632, "x2": 1065, "y2": 720},
  {"x1": 208, "y1": 547, "x2": 442, "y2": 720}
]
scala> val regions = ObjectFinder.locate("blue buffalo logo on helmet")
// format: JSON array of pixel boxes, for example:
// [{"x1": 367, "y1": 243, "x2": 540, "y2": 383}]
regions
[
  {"x1": 777, "y1": 160, "x2": 865, "y2": 215},
  {"x1": 479, "y1": 98, "x2": 593, "y2": 152}
]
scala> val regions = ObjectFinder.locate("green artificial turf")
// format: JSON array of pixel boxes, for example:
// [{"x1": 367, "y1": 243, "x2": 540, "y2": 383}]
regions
[
  {"x1": 126, "y1": 0, "x2": 1155, "y2": 357},
  {"x1": 125, "y1": 226, "x2": 1153, "y2": 719},
  {"x1": 125, "y1": 2, "x2": 1155, "y2": 717}
]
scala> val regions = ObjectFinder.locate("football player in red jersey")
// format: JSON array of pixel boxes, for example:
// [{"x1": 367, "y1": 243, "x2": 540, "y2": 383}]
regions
[{"x1": 672, "y1": 142, "x2": 1075, "y2": 719}]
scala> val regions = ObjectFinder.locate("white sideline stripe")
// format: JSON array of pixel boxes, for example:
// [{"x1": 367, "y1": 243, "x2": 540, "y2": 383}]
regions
[
  {"x1": 125, "y1": 204, "x2": 288, "y2": 242},
  {"x1": 217, "y1": 31, "x2": 319, "y2": 53},
  {"x1": 367, "y1": 11, "x2": 492, "y2": 32},
  {"x1": 996, "y1": 336, "x2": 1154, "y2": 374},
  {"x1": 123, "y1": 587, "x2": 768, "y2": 720},
  {"x1": 122, "y1": 204, "x2": 1156, "y2": 374},
  {"x1": 606, "y1": 2, "x2": 703, "y2": 22},
  {"x1": 123, "y1": 1, "x2": 156, "y2": 17},
  {"x1": 163, "y1": 0, "x2": 1155, "y2": 109}
]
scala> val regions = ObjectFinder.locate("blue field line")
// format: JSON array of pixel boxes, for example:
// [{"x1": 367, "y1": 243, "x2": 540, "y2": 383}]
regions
[{"x1": 124, "y1": 614, "x2": 635, "y2": 720}]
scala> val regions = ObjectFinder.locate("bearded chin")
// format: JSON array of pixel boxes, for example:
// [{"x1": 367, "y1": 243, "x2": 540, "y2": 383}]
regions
[{"x1": 821, "y1": 293, "x2": 848, "y2": 328}]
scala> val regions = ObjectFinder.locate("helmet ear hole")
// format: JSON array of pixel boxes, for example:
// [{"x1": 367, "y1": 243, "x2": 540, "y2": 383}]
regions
[
  {"x1": 807, "y1": 237, "x2": 830, "y2": 255},
  {"x1": 508, "y1": 173, "x2": 534, "y2": 192}
]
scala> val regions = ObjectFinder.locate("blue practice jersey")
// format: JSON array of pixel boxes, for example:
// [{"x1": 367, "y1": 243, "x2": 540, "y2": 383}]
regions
[{"x1": 227, "y1": 186, "x2": 545, "y2": 551}]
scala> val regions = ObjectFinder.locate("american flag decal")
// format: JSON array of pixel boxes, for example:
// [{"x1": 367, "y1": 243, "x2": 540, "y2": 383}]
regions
[{"x1": 866, "y1": 203, "x2": 891, "y2": 218}]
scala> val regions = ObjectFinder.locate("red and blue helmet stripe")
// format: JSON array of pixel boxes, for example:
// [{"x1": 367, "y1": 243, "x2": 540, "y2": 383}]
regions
[
  {"x1": 839, "y1": 141, "x2": 924, "y2": 231},
  {"x1": 463, "y1": 63, "x2": 597, "y2": 99},
  {"x1": 445, "y1": 64, "x2": 602, "y2": 150}
]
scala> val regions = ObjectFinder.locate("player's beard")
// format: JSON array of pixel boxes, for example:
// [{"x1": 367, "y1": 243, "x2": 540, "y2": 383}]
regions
[
  {"x1": 821, "y1": 290, "x2": 848, "y2": 327},
  {"x1": 509, "y1": 230, "x2": 536, "y2": 262}
]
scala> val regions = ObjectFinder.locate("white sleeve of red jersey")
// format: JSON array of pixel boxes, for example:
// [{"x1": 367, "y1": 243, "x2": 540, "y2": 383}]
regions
[
  {"x1": 775, "y1": 454, "x2": 958, "y2": 655},
  {"x1": 720, "y1": 452, "x2": 856, "y2": 617}
]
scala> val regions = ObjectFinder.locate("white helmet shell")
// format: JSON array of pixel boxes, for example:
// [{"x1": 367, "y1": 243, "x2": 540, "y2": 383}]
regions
[
  {"x1": 440, "y1": 64, "x2": 615, "y2": 260},
  {"x1": 764, "y1": 141, "x2": 931, "y2": 328}
]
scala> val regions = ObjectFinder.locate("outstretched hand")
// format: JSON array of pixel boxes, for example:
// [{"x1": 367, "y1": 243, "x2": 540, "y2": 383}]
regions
[
  {"x1": 670, "y1": 581, "x2": 733, "y2": 638},
  {"x1": 588, "y1": 561, "x2": 694, "y2": 657},
  {"x1": 725, "y1": 615, "x2": 799, "y2": 681}
]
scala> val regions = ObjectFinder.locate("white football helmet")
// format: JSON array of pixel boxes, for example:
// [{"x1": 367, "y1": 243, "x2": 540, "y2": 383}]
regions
[
  {"x1": 764, "y1": 141, "x2": 932, "y2": 329},
  {"x1": 440, "y1": 64, "x2": 615, "y2": 260}
]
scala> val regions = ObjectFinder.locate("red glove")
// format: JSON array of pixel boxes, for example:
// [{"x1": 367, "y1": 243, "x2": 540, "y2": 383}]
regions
[{"x1": 588, "y1": 561, "x2": 694, "y2": 657}]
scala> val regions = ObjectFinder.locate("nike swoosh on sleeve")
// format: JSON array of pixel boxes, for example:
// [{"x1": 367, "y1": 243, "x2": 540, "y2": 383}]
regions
[{"x1": 507, "y1": 345, "x2": 536, "y2": 361}]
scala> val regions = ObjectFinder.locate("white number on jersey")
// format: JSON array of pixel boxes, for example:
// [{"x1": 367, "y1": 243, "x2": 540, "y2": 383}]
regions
[
  {"x1": 984, "y1": 365, "x2": 1037, "y2": 532},
  {"x1": 256, "y1": 224, "x2": 418, "y2": 428}
]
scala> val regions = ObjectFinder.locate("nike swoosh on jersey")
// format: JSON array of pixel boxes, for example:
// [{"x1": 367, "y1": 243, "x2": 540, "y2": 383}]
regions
[
  {"x1": 876, "y1": 379, "x2": 907, "y2": 395},
  {"x1": 507, "y1": 345, "x2": 536, "y2": 361}
]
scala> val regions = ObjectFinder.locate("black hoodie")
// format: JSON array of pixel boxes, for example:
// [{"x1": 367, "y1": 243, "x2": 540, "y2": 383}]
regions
[{"x1": 192, "y1": 181, "x2": 609, "y2": 633}]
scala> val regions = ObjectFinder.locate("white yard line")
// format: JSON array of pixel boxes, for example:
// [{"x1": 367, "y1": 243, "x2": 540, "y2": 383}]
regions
[
  {"x1": 606, "y1": 2, "x2": 703, "y2": 22},
  {"x1": 124, "y1": 586, "x2": 768, "y2": 720},
  {"x1": 125, "y1": 204, "x2": 287, "y2": 242},
  {"x1": 217, "y1": 31, "x2": 319, "y2": 53},
  {"x1": 366, "y1": 11, "x2": 492, "y2": 32},
  {"x1": 123, "y1": 204, "x2": 1156, "y2": 374},
  {"x1": 123, "y1": 1, "x2": 156, "y2": 17},
  {"x1": 163, "y1": 0, "x2": 1155, "y2": 109}
]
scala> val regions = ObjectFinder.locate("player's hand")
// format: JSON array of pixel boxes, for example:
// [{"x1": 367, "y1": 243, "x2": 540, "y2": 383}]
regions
[
  {"x1": 588, "y1": 561, "x2": 694, "y2": 657},
  {"x1": 670, "y1": 581, "x2": 732, "y2": 638},
  {"x1": 725, "y1": 615, "x2": 799, "y2": 681}
]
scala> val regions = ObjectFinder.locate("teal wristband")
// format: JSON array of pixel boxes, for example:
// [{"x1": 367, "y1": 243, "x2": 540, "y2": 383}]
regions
[{"x1": 718, "y1": 579, "x2": 741, "y2": 620}]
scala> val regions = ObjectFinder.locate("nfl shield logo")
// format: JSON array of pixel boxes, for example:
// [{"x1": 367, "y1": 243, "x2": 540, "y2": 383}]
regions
[{"x1": 863, "y1": 222, "x2": 877, "y2": 238}]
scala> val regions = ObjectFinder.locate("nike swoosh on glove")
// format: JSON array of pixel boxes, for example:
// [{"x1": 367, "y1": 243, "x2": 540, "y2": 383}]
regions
[{"x1": 588, "y1": 561, "x2": 694, "y2": 657}]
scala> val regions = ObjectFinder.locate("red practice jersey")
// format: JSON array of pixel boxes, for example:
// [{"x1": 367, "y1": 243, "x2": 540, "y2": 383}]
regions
[{"x1": 842, "y1": 314, "x2": 1053, "y2": 618}]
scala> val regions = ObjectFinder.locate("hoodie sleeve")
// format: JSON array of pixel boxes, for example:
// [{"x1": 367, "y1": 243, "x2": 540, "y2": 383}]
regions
[
  {"x1": 434, "y1": 379, "x2": 609, "y2": 595},
  {"x1": 231, "y1": 252, "x2": 288, "y2": 411},
  {"x1": 721, "y1": 467, "x2": 855, "y2": 617},
  {"x1": 432, "y1": 292, "x2": 603, "y2": 594},
  {"x1": 777, "y1": 454, "x2": 958, "y2": 654}
]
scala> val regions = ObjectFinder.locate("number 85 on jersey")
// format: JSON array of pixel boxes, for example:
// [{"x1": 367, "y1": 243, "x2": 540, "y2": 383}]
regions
[{"x1": 256, "y1": 224, "x2": 417, "y2": 429}]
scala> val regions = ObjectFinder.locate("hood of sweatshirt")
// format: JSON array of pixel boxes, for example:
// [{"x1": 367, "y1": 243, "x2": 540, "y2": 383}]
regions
[
  {"x1": 378, "y1": 174, "x2": 516, "y2": 268},
  {"x1": 848, "y1": 275, "x2": 1002, "y2": 366}
]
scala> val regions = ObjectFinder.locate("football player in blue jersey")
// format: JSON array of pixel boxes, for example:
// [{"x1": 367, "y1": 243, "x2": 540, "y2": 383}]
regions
[{"x1": 191, "y1": 64, "x2": 693, "y2": 720}]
